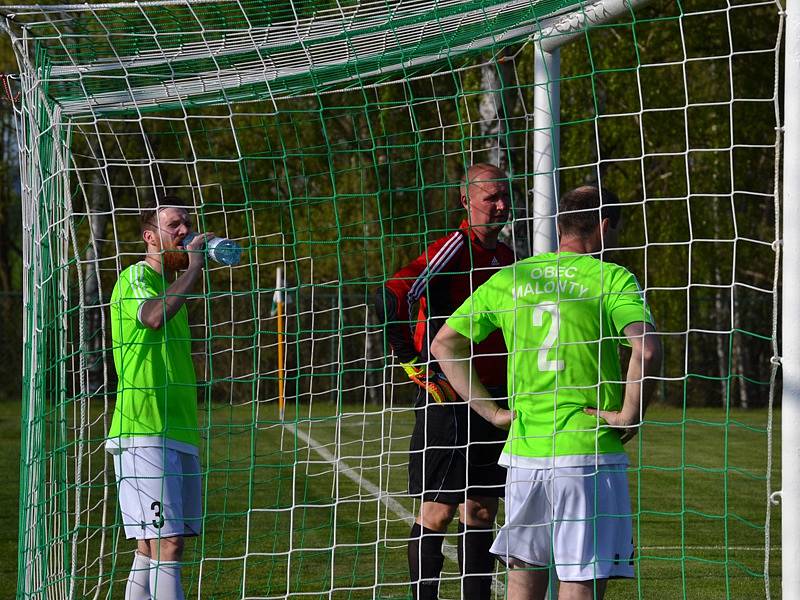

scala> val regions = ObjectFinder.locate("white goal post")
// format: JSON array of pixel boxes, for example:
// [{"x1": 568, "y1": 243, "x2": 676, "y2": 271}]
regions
[{"x1": 780, "y1": 0, "x2": 800, "y2": 596}]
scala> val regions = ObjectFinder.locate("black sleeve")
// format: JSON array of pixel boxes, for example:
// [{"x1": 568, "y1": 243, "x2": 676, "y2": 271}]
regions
[{"x1": 373, "y1": 285, "x2": 419, "y2": 364}]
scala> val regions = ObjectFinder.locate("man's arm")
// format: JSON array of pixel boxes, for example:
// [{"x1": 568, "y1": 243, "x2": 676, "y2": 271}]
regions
[
  {"x1": 373, "y1": 286, "x2": 419, "y2": 363},
  {"x1": 375, "y1": 234, "x2": 468, "y2": 404},
  {"x1": 430, "y1": 324, "x2": 513, "y2": 429},
  {"x1": 376, "y1": 235, "x2": 455, "y2": 362},
  {"x1": 585, "y1": 321, "x2": 662, "y2": 443},
  {"x1": 139, "y1": 233, "x2": 213, "y2": 330}
]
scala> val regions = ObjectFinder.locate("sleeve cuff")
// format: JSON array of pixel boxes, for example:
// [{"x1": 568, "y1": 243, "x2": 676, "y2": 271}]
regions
[
  {"x1": 136, "y1": 300, "x2": 147, "y2": 327},
  {"x1": 446, "y1": 314, "x2": 489, "y2": 344}
]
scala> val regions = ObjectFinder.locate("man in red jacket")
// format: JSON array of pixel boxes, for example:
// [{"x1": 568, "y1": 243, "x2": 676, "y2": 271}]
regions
[{"x1": 375, "y1": 163, "x2": 515, "y2": 600}]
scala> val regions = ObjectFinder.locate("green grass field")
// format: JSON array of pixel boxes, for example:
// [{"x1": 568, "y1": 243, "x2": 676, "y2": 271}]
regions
[
  {"x1": 7, "y1": 400, "x2": 781, "y2": 599},
  {"x1": 0, "y1": 401, "x2": 21, "y2": 597}
]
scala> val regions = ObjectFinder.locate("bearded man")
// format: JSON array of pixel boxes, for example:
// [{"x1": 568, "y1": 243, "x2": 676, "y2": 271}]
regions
[{"x1": 107, "y1": 196, "x2": 213, "y2": 600}]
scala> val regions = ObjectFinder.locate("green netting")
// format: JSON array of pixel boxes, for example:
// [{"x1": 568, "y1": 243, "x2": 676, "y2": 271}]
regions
[
  {"x1": 5, "y1": 0, "x2": 783, "y2": 598},
  {"x1": 5, "y1": 0, "x2": 584, "y2": 114}
]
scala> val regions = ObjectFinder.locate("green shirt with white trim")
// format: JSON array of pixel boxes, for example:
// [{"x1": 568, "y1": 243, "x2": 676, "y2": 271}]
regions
[
  {"x1": 447, "y1": 252, "x2": 653, "y2": 466},
  {"x1": 108, "y1": 261, "x2": 199, "y2": 452}
]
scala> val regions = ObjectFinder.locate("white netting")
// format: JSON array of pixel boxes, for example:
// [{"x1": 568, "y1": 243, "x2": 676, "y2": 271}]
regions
[{"x1": 4, "y1": 0, "x2": 783, "y2": 598}]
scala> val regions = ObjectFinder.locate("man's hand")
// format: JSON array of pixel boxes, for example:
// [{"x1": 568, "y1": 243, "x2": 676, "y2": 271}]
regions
[
  {"x1": 185, "y1": 232, "x2": 215, "y2": 271},
  {"x1": 488, "y1": 406, "x2": 514, "y2": 430},
  {"x1": 401, "y1": 358, "x2": 457, "y2": 404},
  {"x1": 584, "y1": 407, "x2": 640, "y2": 444},
  {"x1": 586, "y1": 322, "x2": 661, "y2": 444}
]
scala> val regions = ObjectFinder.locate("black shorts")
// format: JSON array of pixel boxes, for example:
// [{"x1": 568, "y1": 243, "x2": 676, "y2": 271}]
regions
[{"x1": 408, "y1": 386, "x2": 508, "y2": 504}]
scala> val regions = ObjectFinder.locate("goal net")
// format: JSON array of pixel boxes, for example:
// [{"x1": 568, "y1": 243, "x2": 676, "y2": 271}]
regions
[{"x1": 3, "y1": 0, "x2": 783, "y2": 598}]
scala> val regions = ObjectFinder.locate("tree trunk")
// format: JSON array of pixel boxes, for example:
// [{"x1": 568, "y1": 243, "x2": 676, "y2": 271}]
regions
[
  {"x1": 479, "y1": 53, "x2": 528, "y2": 257},
  {"x1": 84, "y1": 182, "x2": 109, "y2": 396},
  {"x1": 712, "y1": 197, "x2": 730, "y2": 407},
  {"x1": 0, "y1": 110, "x2": 21, "y2": 293},
  {"x1": 733, "y1": 287, "x2": 750, "y2": 408},
  {"x1": 479, "y1": 57, "x2": 512, "y2": 171}
]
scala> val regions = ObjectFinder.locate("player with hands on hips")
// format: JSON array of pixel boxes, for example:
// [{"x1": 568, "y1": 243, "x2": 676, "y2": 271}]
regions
[{"x1": 432, "y1": 186, "x2": 662, "y2": 600}]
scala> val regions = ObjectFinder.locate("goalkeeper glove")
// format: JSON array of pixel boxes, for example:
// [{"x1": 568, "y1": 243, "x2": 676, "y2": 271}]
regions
[{"x1": 401, "y1": 357, "x2": 457, "y2": 404}]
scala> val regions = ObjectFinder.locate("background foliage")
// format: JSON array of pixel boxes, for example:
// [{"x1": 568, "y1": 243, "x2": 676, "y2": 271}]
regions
[
  {"x1": 0, "y1": 0, "x2": 781, "y2": 410},
  {"x1": 1, "y1": 0, "x2": 782, "y2": 597}
]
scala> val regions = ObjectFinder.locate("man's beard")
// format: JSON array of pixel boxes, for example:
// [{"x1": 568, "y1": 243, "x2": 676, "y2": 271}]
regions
[{"x1": 162, "y1": 247, "x2": 190, "y2": 271}]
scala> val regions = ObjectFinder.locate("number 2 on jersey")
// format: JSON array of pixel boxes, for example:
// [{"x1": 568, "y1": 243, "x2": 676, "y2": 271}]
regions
[{"x1": 532, "y1": 304, "x2": 565, "y2": 372}]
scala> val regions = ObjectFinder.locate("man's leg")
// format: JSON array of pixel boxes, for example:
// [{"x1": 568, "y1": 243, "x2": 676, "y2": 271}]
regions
[
  {"x1": 147, "y1": 450, "x2": 203, "y2": 600},
  {"x1": 408, "y1": 501, "x2": 458, "y2": 600},
  {"x1": 125, "y1": 541, "x2": 152, "y2": 600},
  {"x1": 114, "y1": 450, "x2": 156, "y2": 600},
  {"x1": 558, "y1": 580, "x2": 607, "y2": 600},
  {"x1": 457, "y1": 496, "x2": 499, "y2": 600},
  {"x1": 133, "y1": 447, "x2": 197, "y2": 600},
  {"x1": 148, "y1": 535, "x2": 186, "y2": 600},
  {"x1": 506, "y1": 557, "x2": 550, "y2": 600},
  {"x1": 549, "y1": 465, "x2": 629, "y2": 600}
]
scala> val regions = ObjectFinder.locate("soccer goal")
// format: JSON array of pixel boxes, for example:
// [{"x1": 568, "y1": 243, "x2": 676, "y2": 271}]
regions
[{"x1": 1, "y1": 0, "x2": 790, "y2": 598}]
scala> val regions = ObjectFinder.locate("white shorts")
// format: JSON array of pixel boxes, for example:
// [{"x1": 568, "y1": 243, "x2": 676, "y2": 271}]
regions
[
  {"x1": 113, "y1": 447, "x2": 202, "y2": 540},
  {"x1": 491, "y1": 464, "x2": 634, "y2": 581}
]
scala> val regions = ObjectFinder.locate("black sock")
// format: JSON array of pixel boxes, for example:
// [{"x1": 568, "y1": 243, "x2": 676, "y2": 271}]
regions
[
  {"x1": 457, "y1": 521, "x2": 495, "y2": 600},
  {"x1": 408, "y1": 522, "x2": 445, "y2": 600}
]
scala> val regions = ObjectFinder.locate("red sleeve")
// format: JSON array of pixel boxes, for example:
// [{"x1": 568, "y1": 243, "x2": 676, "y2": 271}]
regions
[{"x1": 378, "y1": 232, "x2": 462, "y2": 363}]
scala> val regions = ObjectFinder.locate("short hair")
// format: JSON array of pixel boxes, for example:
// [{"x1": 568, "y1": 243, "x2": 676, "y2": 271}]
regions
[
  {"x1": 459, "y1": 163, "x2": 507, "y2": 201},
  {"x1": 139, "y1": 194, "x2": 187, "y2": 233},
  {"x1": 557, "y1": 186, "x2": 621, "y2": 237}
]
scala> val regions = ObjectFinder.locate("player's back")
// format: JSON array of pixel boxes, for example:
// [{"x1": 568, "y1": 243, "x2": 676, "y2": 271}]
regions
[
  {"x1": 504, "y1": 252, "x2": 627, "y2": 396},
  {"x1": 461, "y1": 251, "x2": 651, "y2": 460}
]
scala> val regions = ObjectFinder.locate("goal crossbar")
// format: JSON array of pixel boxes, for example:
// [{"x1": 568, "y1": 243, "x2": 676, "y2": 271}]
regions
[{"x1": 2, "y1": 0, "x2": 648, "y2": 116}]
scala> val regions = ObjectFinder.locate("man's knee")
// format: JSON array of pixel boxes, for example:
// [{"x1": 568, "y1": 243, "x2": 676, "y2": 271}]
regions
[
  {"x1": 559, "y1": 579, "x2": 608, "y2": 600},
  {"x1": 507, "y1": 556, "x2": 535, "y2": 569},
  {"x1": 418, "y1": 501, "x2": 458, "y2": 531},
  {"x1": 462, "y1": 496, "x2": 498, "y2": 527},
  {"x1": 150, "y1": 535, "x2": 185, "y2": 562}
]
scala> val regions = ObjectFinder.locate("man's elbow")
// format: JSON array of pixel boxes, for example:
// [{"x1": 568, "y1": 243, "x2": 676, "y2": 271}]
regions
[
  {"x1": 430, "y1": 335, "x2": 445, "y2": 362},
  {"x1": 373, "y1": 286, "x2": 399, "y2": 325},
  {"x1": 139, "y1": 307, "x2": 164, "y2": 330},
  {"x1": 642, "y1": 336, "x2": 662, "y2": 368},
  {"x1": 431, "y1": 325, "x2": 468, "y2": 363},
  {"x1": 431, "y1": 328, "x2": 456, "y2": 362},
  {"x1": 142, "y1": 316, "x2": 163, "y2": 330}
]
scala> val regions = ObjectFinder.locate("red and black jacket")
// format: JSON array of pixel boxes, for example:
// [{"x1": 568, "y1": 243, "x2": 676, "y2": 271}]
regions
[{"x1": 374, "y1": 220, "x2": 515, "y2": 388}]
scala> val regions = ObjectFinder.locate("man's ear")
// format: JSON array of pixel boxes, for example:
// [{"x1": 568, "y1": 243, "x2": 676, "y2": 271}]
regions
[
  {"x1": 597, "y1": 218, "x2": 611, "y2": 249},
  {"x1": 461, "y1": 194, "x2": 468, "y2": 209},
  {"x1": 142, "y1": 228, "x2": 155, "y2": 247}
]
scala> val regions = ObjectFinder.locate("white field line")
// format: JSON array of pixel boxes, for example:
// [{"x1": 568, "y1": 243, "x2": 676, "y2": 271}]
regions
[
  {"x1": 287, "y1": 422, "x2": 416, "y2": 525},
  {"x1": 285, "y1": 423, "x2": 506, "y2": 595}
]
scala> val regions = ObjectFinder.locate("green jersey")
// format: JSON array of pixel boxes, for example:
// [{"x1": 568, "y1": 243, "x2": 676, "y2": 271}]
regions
[
  {"x1": 108, "y1": 261, "x2": 200, "y2": 453},
  {"x1": 447, "y1": 252, "x2": 653, "y2": 467}
]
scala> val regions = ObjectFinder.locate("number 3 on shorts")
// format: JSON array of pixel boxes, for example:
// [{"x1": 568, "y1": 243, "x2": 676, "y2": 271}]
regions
[
  {"x1": 533, "y1": 304, "x2": 565, "y2": 372},
  {"x1": 151, "y1": 501, "x2": 165, "y2": 529}
]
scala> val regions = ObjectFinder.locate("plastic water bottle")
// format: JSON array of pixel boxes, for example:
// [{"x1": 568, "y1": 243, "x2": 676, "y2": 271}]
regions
[{"x1": 181, "y1": 232, "x2": 242, "y2": 266}]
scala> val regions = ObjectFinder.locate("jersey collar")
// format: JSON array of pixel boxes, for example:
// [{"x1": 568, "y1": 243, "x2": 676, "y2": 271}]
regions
[
  {"x1": 459, "y1": 218, "x2": 480, "y2": 242},
  {"x1": 459, "y1": 218, "x2": 499, "y2": 250}
]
